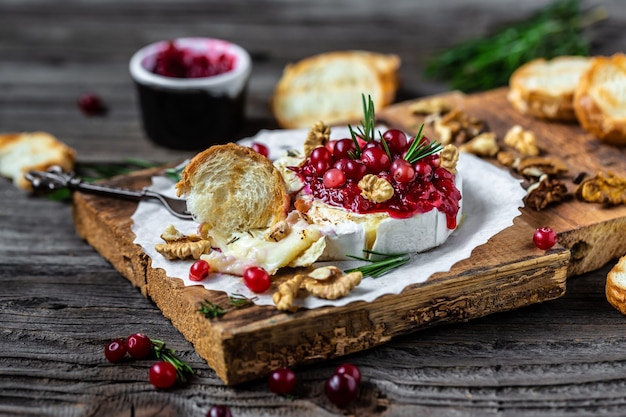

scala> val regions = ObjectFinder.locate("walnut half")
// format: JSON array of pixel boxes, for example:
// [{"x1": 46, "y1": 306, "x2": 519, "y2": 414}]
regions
[
  {"x1": 358, "y1": 174, "x2": 394, "y2": 203},
  {"x1": 303, "y1": 121, "x2": 330, "y2": 158},
  {"x1": 575, "y1": 171, "x2": 626, "y2": 205},
  {"x1": 155, "y1": 224, "x2": 212, "y2": 260},
  {"x1": 525, "y1": 174, "x2": 568, "y2": 211}
]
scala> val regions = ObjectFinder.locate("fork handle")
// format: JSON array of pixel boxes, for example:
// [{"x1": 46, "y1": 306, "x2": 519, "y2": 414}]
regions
[
  {"x1": 70, "y1": 180, "x2": 147, "y2": 200},
  {"x1": 25, "y1": 166, "x2": 147, "y2": 201}
]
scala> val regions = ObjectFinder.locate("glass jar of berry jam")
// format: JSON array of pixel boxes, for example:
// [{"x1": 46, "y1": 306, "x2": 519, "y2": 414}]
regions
[{"x1": 129, "y1": 38, "x2": 251, "y2": 150}]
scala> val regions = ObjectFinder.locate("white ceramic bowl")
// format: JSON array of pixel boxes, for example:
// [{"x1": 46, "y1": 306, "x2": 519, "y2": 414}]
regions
[{"x1": 129, "y1": 38, "x2": 252, "y2": 150}]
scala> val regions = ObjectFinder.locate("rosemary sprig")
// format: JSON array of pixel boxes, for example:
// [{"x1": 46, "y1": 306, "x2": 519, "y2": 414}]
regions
[
  {"x1": 403, "y1": 123, "x2": 443, "y2": 164},
  {"x1": 424, "y1": 0, "x2": 605, "y2": 92},
  {"x1": 150, "y1": 338, "x2": 195, "y2": 384},
  {"x1": 197, "y1": 294, "x2": 258, "y2": 319},
  {"x1": 348, "y1": 94, "x2": 377, "y2": 158},
  {"x1": 197, "y1": 299, "x2": 228, "y2": 318},
  {"x1": 345, "y1": 250, "x2": 411, "y2": 278}
]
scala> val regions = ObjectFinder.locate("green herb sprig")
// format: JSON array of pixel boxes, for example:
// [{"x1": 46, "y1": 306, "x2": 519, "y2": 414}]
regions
[
  {"x1": 345, "y1": 250, "x2": 411, "y2": 278},
  {"x1": 403, "y1": 123, "x2": 443, "y2": 164},
  {"x1": 197, "y1": 294, "x2": 257, "y2": 319},
  {"x1": 424, "y1": 0, "x2": 606, "y2": 92},
  {"x1": 151, "y1": 338, "x2": 195, "y2": 384},
  {"x1": 348, "y1": 94, "x2": 377, "y2": 159}
]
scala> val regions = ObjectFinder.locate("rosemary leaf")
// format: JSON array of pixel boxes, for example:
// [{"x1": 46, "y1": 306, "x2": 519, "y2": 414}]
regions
[
  {"x1": 403, "y1": 123, "x2": 443, "y2": 164},
  {"x1": 346, "y1": 250, "x2": 411, "y2": 278},
  {"x1": 197, "y1": 299, "x2": 228, "y2": 318},
  {"x1": 424, "y1": 0, "x2": 603, "y2": 92}
]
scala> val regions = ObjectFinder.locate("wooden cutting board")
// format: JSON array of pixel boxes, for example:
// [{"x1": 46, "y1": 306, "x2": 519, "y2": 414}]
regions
[{"x1": 71, "y1": 88, "x2": 625, "y2": 386}]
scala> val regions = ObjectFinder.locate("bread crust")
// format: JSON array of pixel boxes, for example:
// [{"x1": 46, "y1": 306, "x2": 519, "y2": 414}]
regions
[
  {"x1": 0, "y1": 131, "x2": 76, "y2": 190},
  {"x1": 606, "y1": 255, "x2": 626, "y2": 315},
  {"x1": 574, "y1": 53, "x2": 626, "y2": 145},
  {"x1": 508, "y1": 56, "x2": 592, "y2": 121},
  {"x1": 272, "y1": 51, "x2": 400, "y2": 129},
  {"x1": 176, "y1": 143, "x2": 290, "y2": 235}
]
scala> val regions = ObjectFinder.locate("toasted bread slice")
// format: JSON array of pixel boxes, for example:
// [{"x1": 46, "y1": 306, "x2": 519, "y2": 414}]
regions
[
  {"x1": 508, "y1": 56, "x2": 592, "y2": 121},
  {"x1": 176, "y1": 143, "x2": 290, "y2": 236},
  {"x1": 606, "y1": 255, "x2": 626, "y2": 314},
  {"x1": 574, "y1": 53, "x2": 626, "y2": 145},
  {"x1": 271, "y1": 51, "x2": 400, "y2": 129},
  {"x1": 0, "y1": 131, "x2": 76, "y2": 190}
]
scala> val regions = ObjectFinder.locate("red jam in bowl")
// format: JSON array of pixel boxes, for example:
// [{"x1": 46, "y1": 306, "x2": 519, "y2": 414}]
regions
[
  {"x1": 292, "y1": 132, "x2": 462, "y2": 229},
  {"x1": 146, "y1": 41, "x2": 236, "y2": 78}
]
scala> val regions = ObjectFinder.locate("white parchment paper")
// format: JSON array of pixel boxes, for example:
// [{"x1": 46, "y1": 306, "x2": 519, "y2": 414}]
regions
[{"x1": 131, "y1": 127, "x2": 526, "y2": 309}]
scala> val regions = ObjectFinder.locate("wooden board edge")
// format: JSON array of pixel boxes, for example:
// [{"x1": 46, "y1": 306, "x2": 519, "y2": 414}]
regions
[{"x1": 73, "y1": 187, "x2": 568, "y2": 385}]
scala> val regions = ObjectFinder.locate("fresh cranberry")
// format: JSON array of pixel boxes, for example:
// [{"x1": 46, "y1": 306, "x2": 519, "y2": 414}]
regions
[
  {"x1": 313, "y1": 159, "x2": 331, "y2": 176},
  {"x1": 189, "y1": 259, "x2": 210, "y2": 281},
  {"x1": 325, "y1": 373, "x2": 359, "y2": 407},
  {"x1": 77, "y1": 93, "x2": 106, "y2": 116},
  {"x1": 343, "y1": 160, "x2": 367, "y2": 180},
  {"x1": 207, "y1": 405, "x2": 233, "y2": 417},
  {"x1": 382, "y1": 129, "x2": 408, "y2": 155},
  {"x1": 413, "y1": 160, "x2": 433, "y2": 178},
  {"x1": 333, "y1": 158, "x2": 350, "y2": 172},
  {"x1": 425, "y1": 153, "x2": 440, "y2": 167},
  {"x1": 310, "y1": 147, "x2": 333, "y2": 166},
  {"x1": 325, "y1": 140, "x2": 338, "y2": 155},
  {"x1": 104, "y1": 339, "x2": 127, "y2": 363},
  {"x1": 390, "y1": 159, "x2": 415, "y2": 183},
  {"x1": 323, "y1": 168, "x2": 347, "y2": 188},
  {"x1": 268, "y1": 368, "x2": 297, "y2": 395},
  {"x1": 333, "y1": 138, "x2": 356, "y2": 160},
  {"x1": 243, "y1": 266, "x2": 271, "y2": 293},
  {"x1": 361, "y1": 147, "x2": 391, "y2": 173},
  {"x1": 149, "y1": 361, "x2": 178, "y2": 389},
  {"x1": 125, "y1": 333, "x2": 153, "y2": 359},
  {"x1": 251, "y1": 142, "x2": 269, "y2": 158},
  {"x1": 334, "y1": 364, "x2": 362, "y2": 385},
  {"x1": 533, "y1": 227, "x2": 558, "y2": 250}
]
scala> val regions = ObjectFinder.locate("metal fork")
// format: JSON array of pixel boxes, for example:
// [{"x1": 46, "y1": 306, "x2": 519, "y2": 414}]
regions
[{"x1": 25, "y1": 166, "x2": 193, "y2": 220}]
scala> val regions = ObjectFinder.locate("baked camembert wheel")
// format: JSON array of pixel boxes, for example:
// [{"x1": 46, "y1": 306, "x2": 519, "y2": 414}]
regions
[{"x1": 282, "y1": 97, "x2": 462, "y2": 259}]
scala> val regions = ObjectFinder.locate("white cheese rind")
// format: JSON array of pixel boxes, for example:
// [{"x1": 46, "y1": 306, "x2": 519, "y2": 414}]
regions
[{"x1": 305, "y1": 173, "x2": 463, "y2": 258}]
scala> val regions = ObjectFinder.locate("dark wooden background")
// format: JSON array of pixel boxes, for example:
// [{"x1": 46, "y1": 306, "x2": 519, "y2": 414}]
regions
[{"x1": 1, "y1": 0, "x2": 626, "y2": 416}]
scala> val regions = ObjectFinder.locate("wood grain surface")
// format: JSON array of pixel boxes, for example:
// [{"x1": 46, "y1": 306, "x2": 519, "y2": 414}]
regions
[{"x1": 2, "y1": 0, "x2": 626, "y2": 416}]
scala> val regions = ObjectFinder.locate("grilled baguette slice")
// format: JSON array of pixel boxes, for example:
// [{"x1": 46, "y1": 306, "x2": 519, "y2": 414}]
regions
[
  {"x1": 272, "y1": 51, "x2": 400, "y2": 129},
  {"x1": 0, "y1": 131, "x2": 76, "y2": 190},
  {"x1": 176, "y1": 143, "x2": 290, "y2": 236},
  {"x1": 574, "y1": 53, "x2": 626, "y2": 145},
  {"x1": 606, "y1": 255, "x2": 626, "y2": 315},
  {"x1": 508, "y1": 56, "x2": 592, "y2": 121}
]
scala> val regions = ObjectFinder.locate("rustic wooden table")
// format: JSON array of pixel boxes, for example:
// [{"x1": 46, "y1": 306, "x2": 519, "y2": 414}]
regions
[{"x1": 2, "y1": 1, "x2": 626, "y2": 416}]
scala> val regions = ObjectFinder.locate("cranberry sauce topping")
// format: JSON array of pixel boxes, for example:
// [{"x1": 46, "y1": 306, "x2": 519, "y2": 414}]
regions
[
  {"x1": 147, "y1": 41, "x2": 235, "y2": 78},
  {"x1": 292, "y1": 131, "x2": 462, "y2": 229}
]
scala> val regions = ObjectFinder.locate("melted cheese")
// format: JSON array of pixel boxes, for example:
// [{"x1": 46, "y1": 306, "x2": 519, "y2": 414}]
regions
[{"x1": 201, "y1": 211, "x2": 323, "y2": 275}]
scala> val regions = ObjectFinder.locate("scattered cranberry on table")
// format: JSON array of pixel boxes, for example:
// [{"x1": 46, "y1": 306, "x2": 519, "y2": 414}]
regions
[
  {"x1": 149, "y1": 361, "x2": 178, "y2": 389},
  {"x1": 125, "y1": 333, "x2": 152, "y2": 359},
  {"x1": 104, "y1": 334, "x2": 194, "y2": 389},
  {"x1": 325, "y1": 372, "x2": 360, "y2": 407},
  {"x1": 334, "y1": 363, "x2": 362, "y2": 385},
  {"x1": 104, "y1": 339, "x2": 127, "y2": 363},
  {"x1": 77, "y1": 92, "x2": 107, "y2": 116},
  {"x1": 268, "y1": 367, "x2": 297, "y2": 395},
  {"x1": 206, "y1": 405, "x2": 233, "y2": 417},
  {"x1": 323, "y1": 363, "x2": 362, "y2": 407},
  {"x1": 533, "y1": 226, "x2": 558, "y2": 250}
]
